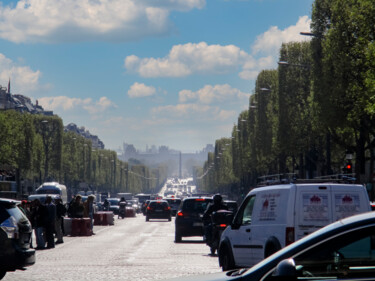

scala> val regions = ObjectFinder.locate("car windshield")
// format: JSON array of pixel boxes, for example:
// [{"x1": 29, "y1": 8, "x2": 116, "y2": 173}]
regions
[{"x1": 36, "y1": 188, "x2": 60, "y2": 194}]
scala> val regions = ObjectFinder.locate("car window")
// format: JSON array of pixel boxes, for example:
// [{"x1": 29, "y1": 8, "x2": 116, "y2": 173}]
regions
[
  {"x1": 292, "y1": 225, "x2": 375, "y2": 279},
  {"x1": 233, "y1": 195, "x2": 255, "y2": 226},
  {"x1": 183, "y1": 199, "x2": 210, "y2": 213}
]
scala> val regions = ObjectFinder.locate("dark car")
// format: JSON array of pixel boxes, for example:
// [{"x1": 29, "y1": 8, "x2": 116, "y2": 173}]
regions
[
  {"x1": 106, "y1": 198, "x2": 120, "y2": 215},
  {"x1": 145, "y1": 200, "x2": 172, "y2": 221},
  {"x1": 0, "y1": 198, "x2": 35, "y2": 280},
  {"x1": 164, "y1": 211, "x2": 375, "y2": 281},
  {"x1": 141, "y1": 200, "x2": 151, "y2": 215},
  {"x1": 224, "y1": 200, "x2": 238, "y2": 214},
  {"x1": 175, "y1": 197, "x2": 212, "y2": 243},
  {"x1": 165, "y1": 198, "x2": 182, "y2": 216}
]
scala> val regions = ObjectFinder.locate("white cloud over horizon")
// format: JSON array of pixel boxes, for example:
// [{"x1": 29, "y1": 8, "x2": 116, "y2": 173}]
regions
[
  {"x1": 38, "y1": 96, "x2": 117, "y2": 115},
  {"x1": 0, "y1": 53, "x2": 44, "y2": 94},
  {"x1": 252, "y1": 16, "x2": 311, "y2": 56},
  {"x1": 124, "y1": 15, "x2": 311, "y2": 81},
  {"x1": 0, "y1": 0, "x2": 205, "y2": 43},
  {"x1": 179, "y1": 84, "x2": 250, "y2": 104}
]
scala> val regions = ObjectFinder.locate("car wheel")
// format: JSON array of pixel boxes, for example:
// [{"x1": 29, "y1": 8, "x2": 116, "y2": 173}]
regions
[
  {"x1": 175, "y1": 232, "x2": 182, "y2": 243},
  {"x1": 0, "y1": 270, "x2": 6, "y2": 280},
  {"x1": 146, "y1": 216, "x2": 149, "y2": 222},
  {"x1": 210, "y1": 246, "x2": 216, "y2": 255},
  {"x1": 219, "y1": 246, "x2": 235, "y2": 271}
]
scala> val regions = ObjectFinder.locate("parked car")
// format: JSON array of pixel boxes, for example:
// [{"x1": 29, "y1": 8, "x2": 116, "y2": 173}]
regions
[
  {"x1": 0, "y1": 198, "x2": 35, "y2": 280},
  {"x1": 146, "y1": 200, "x2": 172, "y2": 221},
  {"x1": 165, "y1": 198, "x2": 182, "y2": 216},
  {"x1": 219, "y1": 181, "x2": 371, "y2": 270},
  {"x1": 175, "y1": 197, "x2": 213, "y2": 243},
  {"x1": 163, "y1": 210, "x2": 375, "y2": 281}
]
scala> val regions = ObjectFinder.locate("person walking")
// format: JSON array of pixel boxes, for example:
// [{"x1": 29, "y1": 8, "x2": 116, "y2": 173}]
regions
[
  {"x1": 55, "y1": 197, "x2": 66, "y2": 244},
  {"x1": 69, "y1": 195, "x2": 85, "y2": 218},
  {"x1": 83, "y1": 195, "x2": 95, "y2": 234},
  {"x1": 32, "y1": 199, "x2": 47, "y2": 250},
  {"x1": 45, "y1": 196, "x2": 56, "y2": 249}
]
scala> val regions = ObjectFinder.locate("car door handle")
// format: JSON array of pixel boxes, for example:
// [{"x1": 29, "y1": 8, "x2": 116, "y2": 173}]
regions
[{"x1": 246, "y1": 228, "x2": 251, "y2": 233}]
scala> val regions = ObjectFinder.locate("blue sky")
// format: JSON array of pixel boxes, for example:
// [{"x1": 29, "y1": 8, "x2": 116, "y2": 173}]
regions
[{"x1": 0, "y1": 0, "x2": 313, "y2": 153}]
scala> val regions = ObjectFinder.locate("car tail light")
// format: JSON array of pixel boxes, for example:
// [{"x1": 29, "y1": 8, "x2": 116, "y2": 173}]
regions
[
  {"x1": 285, "y1": 227, "x2": 295, "y2": 245},
  {"x1": 195, "y1": 199, "x2": 205, "y2": 201},
  {"x1": 177, "y1": 211, "x2": 184, "y2": 217},
  {"x1": 219, "y1": 224, "x2": 227, "y2": 228},
  {"x1": 0, "y1": 216, "x2": 19, "y2": 239},
  {"x1": 165, "y1": 206, "x2": 171, "y2": 211},
  {"x1": 147, "y1": 206, "x2": 153, "y2": 210}
]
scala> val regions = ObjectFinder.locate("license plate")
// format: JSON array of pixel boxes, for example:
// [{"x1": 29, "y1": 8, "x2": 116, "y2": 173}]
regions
[
  {"x1": 155, "y1": 210, "x2": 162, "y2": 212},
  {"x1": 193, "y1": 222, "x2": 203, "y2": 226}
]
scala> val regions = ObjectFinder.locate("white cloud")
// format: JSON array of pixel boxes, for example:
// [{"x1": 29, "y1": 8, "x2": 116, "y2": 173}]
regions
[
  {"x1": 151, "y1": 103, "x2": 236, "y2": 121},
  {"x1": 0, "y1": 0, "x2": 205, "y2": 43},
  {"x1": 128, "y1": 82, "x2": 156, "y2": 98},
  {"x1": 38, "y1": 96, "x2": 116, "y2": 115},
  {"x1": 124, "y1": 42, "x2": 251, "y2": 77},
  {"x1": 0, "y1": 53, "x2": 43, "y2": 94},
  {"x1": 179, "y1": 84, "x2": 250, "y2": 104},
  {"x1": 252, "y1": 16, "x2": 311, "y2": 56}
]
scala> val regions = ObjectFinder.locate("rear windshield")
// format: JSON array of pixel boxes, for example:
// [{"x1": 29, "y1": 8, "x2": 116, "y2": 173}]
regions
[
  {"x1": 0, "y1": 204, "x2": 27, "y2": 224},
  {"x1": 182, "y1": 199, "x2": 212, "y2": 213},
  {"x1": 149, "y1": 201, "x2": 168, "y2": 208}
]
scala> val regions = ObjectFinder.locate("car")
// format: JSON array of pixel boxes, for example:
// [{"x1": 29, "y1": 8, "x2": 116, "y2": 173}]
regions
[
  {"x1": 163, "y1": 211, "x2": 375, "y2": 281},
  {"x1": 175, "y1": 197, "x2": 213, "y2": 243},
  {"x1": 0, "y1": 198, "x2": 35, "y2": 280},
  {"x1": 106, "y1": 198, "x2": 120, "y2": 215},
  {"x1": 164, "y1": 197, "x2": 182, "y2": 216},
  {"x1": 141, "y1": 200, "x2": 151, "y2": 215},
  {"x1": 145, "y1": 200, "x2": 171, "y2": 221},
  {"x1": 224, "y1": 200, "x2": 238, "y2": 214},
  {"x1": 219, "y1": 181, "x2": 371, "y2": 270}
]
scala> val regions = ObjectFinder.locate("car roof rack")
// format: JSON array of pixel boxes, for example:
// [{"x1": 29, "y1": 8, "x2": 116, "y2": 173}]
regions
[{"x1": 257, "y1": 173, "x2": 357, "y2": 187}]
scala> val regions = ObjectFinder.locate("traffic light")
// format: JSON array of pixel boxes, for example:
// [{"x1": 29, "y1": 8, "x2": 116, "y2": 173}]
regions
[{"x1": 345, "y1": 161, "x2": 353, "y2": 174}]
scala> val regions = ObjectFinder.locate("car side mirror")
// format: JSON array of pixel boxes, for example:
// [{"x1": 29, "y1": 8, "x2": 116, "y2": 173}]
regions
[{"x1": 272, "y1": 259, "x2": 297, "y2": 281}]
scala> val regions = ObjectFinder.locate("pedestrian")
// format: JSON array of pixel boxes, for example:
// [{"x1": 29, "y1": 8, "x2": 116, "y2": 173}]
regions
[
  {"x1": 69, "y1": 194, "x2": 84, "y2": 218},
  {"x1": 83, "y1": 195, "x2": 95, "y2": 234},
  {"x1": 103, "y1": 198, "x2": 110, "y2": 211},
  {"x1": 55, "y1": 197, "x2": 66, "y2": 244},
  {"x1": 32, "y1": 199, "x2": 47, "y2": 250},
  {"x1": 45, "y1": 196, "x2": 56, "y2": 249}
]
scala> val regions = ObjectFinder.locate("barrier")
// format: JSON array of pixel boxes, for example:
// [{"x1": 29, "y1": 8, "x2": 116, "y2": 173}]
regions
[
  {"x1": 94, "y1": 211, "x2": 114, "y2": 225},
  {"x1": 70, "y1": 218, "x2": 92, "y2": 236},
  {"x1": 63, "y1": 217, "x2": 72, "y2": 236},
  {"x1": 126, "y1": 207, "x2": 136, "y2": 217}
]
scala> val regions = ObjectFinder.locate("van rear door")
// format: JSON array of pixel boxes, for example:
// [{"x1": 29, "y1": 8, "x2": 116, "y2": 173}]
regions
[
  {"x1": 331, "y1": 184, "x2": 371, "y2": 221},
  {"x1": 295, "y1": 184, "x2": 333, "y2": 240},
  {"x1": 295, "y1": 183, "x2": 371, "y2": 241}
]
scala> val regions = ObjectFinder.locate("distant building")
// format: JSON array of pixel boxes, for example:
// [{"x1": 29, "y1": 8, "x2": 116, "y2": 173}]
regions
[
  {"x1": 118, "y1": 142, "x2": 214, "y2": 177},
  {"x1": 64, "y1": 123, "x2": 105, "y2": 149},
  {"x1": 0, "y1": 80, "x2": 53, "y2": 115}
]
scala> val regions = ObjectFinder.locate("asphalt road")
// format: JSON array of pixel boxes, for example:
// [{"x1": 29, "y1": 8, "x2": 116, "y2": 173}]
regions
[{"x1": 3, "y1": 214, "x2": 221, "y2": 281}]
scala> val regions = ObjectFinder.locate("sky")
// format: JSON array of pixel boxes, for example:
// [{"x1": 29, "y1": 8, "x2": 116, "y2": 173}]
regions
[{"x1": 0, "y1": 0, "x2": 314, "y2": 153}]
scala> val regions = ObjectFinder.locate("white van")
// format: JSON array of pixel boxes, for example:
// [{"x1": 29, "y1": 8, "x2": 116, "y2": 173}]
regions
[
  {"x1": 218, "y1": 181, "x2": 371, "y2": 270},
  {"x1": 33, "y1": 182, "x2": 68, "y2": 204}
]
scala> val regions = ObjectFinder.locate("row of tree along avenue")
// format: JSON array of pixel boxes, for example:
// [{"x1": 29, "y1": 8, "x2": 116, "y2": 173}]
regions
[
  {"x1": 0, "y1": 110, "x2": 168, "y2": 198},
  {"x1": 194, "y1": 0, "x2": 375, "y2": 201}
]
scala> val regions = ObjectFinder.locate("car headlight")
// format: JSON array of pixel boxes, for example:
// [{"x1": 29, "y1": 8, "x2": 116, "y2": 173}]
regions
[{"x1": 0, "y1": 216, "x2": 19, "y2": 239}]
